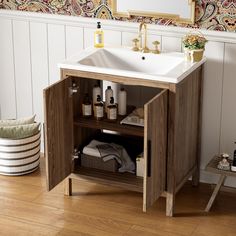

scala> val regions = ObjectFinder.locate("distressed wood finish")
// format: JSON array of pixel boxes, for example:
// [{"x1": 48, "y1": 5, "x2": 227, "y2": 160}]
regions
[
  {"x1": 166, "y1": 67, "x2": 203, "y2": 216},
  {"x1": 61, "y1": 68, "x2": 171, "y2": 90},
  {"x1": 44, "y1": 64, "x2": 203, "y2": 217},
  {"x1": 205, "y1": 156, "x2": 236, "y2": 177},
  {"x1": 74, "y1": 114, "x2": 144, "y2": 137},
  {"x1": 143, "y1": 89, "x2": 168, "y2": 211},
  {"x1": 72, "y1": 167, "x2": 143, "y2": 193},
  {"x1": 205, "y1": 156, "x2": 236, "y2": 212},
  {"x1": 43, "y1": 78, "x2": 73, "y2": 191}
]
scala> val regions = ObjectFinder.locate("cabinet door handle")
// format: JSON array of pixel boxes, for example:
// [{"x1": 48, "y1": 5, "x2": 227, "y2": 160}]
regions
[{"x1": 147, "y1": 140, "x2": 151, "y2": 177}]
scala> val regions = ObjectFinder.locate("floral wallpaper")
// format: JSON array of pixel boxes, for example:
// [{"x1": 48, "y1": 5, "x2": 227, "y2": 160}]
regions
[{"x1": 0, "y1": 0, "x2": 236, "y2": 32}]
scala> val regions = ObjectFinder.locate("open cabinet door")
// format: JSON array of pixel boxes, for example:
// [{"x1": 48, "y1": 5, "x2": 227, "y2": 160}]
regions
[
  {"x1": 143, "y1": 89, "x2": 168, "y2": 211},
  {"x1": 44, "y1": 78, "x2": 73, "y2": 191}
]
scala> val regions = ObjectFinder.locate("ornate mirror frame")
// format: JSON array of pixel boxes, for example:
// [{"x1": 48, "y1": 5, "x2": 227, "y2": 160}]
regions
[{"x1": 111, "y1": 0, "x2": 196, "y2": 24}]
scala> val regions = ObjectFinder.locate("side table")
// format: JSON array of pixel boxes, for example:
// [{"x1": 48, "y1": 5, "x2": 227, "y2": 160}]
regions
[{"x1": 205, "y1": 156, "x2": 235, "y2": 212}]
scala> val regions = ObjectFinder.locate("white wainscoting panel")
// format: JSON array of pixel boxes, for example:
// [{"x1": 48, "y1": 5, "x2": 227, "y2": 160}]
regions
[
  {"x1": 221, "y1": 43, "x2": 236, "y2": 155},
  {"x1": 48, "y1": 24, "x2": 65, "y2": 84},
  {"x1": 65, "y1": 26, "x2": 84, "y2": 58},
  {"x1": 0, "y1": 18, "x2": 16, "y2": 119},
  {"x1": 161, "y1": 36, "x2": 182, "y2": 52},
  {"x1": 200, "y1": 41, "x2": 225, "y2": 169},
  {"x1": 30, "y1": 22, "x2": 49, "y2": 123},
  {"x1": 221, "y1": 43, "x2": 236, "y2": 187},
  {"x1": 121, "y1": 31, "x2": 162, "y2": 49},
  {"x1": 13, "y1": 20, "x2": 33, "y2": 118}
]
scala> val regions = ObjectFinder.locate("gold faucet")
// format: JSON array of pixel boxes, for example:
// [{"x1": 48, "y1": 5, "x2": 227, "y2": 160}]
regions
[
  {"x1": 132, "y1": 22, "x2": 160, "y2": 54},
  {"x1": 138, "y1": 22, "x2": 150, "y2": 53}
]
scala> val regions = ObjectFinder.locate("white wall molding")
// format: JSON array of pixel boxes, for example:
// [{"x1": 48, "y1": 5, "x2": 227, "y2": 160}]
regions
[{"x1": 1, "y1": 9, "x2": 236, "y2": 44}]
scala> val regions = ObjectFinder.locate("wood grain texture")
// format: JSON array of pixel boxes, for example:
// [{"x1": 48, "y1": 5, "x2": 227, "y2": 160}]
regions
[
  {"x1": 143, "y1": 89, "x2": 168, "y2": 211},
  {"x1": 174, "y1": 67, "x2": 202, "y2": 186},
  {"x1": 61, "y1": 68, "x2": 171, "y2": 90},
  {"x1": 51, "y1": 66, "x2": 204, "y2": 216},
  {"x1": 205, "y1": 156, "x2": 236, "y2": 177},
  {"x1": 192, "y1": 66, "x2": 203, "y2": 187},
  {"x1": 72, "y1": 167, "x2": 143, "y2": 193},
  {"x1": 43, "y1": 78, "x2": 73, "y2": 191},
  {"x1": 1, "y1": 157, "x2": 236, "y2": 235},
  {"x1": 167, "y1": 67, "x2": 203, "y2": 216},
  {"x1": 74, "y1": 113, "x2": 143, "y2": 137}
]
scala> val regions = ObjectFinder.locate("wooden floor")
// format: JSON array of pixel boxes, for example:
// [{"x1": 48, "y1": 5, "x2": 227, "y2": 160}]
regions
[{"x1": 0, "y1": 157, "x2": 236, "y2": 236}]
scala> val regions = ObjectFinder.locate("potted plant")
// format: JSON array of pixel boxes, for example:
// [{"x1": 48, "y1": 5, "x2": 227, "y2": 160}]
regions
[{"x1": 182, "y1": 32, "x2": 207, "y2": 62}]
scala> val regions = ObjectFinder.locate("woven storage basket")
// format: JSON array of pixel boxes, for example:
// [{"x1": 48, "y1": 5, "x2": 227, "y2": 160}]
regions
[{"x1": 0, "y1": 132, "x2": 40, "y2": 176}]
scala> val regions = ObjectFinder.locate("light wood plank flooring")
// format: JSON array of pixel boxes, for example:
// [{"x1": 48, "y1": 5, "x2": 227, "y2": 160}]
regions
[{"x1": 0, "y1": 157, "x2": 235, "y2": 236}]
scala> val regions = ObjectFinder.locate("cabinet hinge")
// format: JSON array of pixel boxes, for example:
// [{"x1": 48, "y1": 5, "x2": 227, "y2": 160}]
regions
[
  {"x1": 72, "y1": 148, "x2": 79, "y2": 161},
  {"x1": 69, "y1": 83, "x2": 79, "y2": 97}
]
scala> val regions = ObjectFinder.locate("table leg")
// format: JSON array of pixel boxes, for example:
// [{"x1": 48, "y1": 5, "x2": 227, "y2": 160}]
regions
[{"x1": 205, "y1": 175, "x2": 226, "y2": 212}]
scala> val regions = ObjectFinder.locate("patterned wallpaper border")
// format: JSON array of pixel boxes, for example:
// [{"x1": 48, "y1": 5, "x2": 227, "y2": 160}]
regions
[{"x1": 0, "y1": 0, "x2": 236, "y2": 32}]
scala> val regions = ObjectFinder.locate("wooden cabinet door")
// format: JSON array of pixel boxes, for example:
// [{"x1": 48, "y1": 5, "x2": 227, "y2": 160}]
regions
[
  {"x1": 143, "y1": 89, "x2": 168, "y2": 211},
  {"x1": 44, "y1": 78, "x2": 74, "y2": 191}
]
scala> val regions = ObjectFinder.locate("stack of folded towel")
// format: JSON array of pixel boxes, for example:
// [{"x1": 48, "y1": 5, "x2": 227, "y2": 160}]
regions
[{"x1": 83, "y1": 140, "x2": 135, "y2": 173}]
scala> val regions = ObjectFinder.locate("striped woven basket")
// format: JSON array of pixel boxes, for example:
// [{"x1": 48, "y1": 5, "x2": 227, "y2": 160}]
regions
[{"x1": 0, "y1": 132, "x2": 40, "y2": 176}]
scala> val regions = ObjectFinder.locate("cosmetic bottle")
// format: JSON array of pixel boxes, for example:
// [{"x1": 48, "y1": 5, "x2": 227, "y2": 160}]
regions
[
  {"x1": 82, "y1": 93, "x2": 92, "y2": 117},
  {"x1": 118, "y1": 88, "x2": 127, "y2": 116},
  {"x1": 107, "y1": 97, "x2": 117, "y2": 121},
  {"x1": 105, "y1": 86, "x2": 113, "y2": 113},
  {"x1": 93, "y1": 84, "x2": 101, "y2": 105},
  {"x1": 94, "y1": 22, "x2": 104, "y2": 48},
  {"x1": 231, "y1": 142, "x2": 236, "y2": 172},
  {"x1": 94, "y1": 95, "x2": 104, "y2": 120}
]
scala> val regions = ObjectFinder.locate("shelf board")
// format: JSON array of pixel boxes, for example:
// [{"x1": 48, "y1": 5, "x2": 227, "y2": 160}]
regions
[
  {"x1": 74, "y1": 112, "x2": 144, "y2": 137},
  {"x1": 206, "y1": 156, "x2": 236, "y2": 177},
  {"x1": 71, "y1": 167, "x2": 143, "y2": 193}
]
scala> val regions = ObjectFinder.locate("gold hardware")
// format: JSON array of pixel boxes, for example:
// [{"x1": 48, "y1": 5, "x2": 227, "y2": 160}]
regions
[
  {"x1": 132, "y1": 38, "x2": 140, "y2": 51},
  {"x1": 152, "y1": 41, "x2": 160, "y2": 54},
  {"x1": 138, "y1": 22, "x2": 150, "y2": 53}
]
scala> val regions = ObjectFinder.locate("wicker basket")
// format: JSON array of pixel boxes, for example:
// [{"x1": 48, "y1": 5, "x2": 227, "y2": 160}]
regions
[{"x1": 0, "y1": 132, "x2": 40, "y2": 176}]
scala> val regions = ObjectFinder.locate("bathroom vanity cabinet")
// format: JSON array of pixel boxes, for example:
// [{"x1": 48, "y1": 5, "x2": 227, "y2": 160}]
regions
[{"x1": 44, "y1": 66, "x2": 203, "y2": 217}]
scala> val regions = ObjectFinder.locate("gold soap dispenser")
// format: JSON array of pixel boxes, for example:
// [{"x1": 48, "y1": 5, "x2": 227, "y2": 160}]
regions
[{"x1": 94, "y1": 22, "x2": 104, "y2": 48}]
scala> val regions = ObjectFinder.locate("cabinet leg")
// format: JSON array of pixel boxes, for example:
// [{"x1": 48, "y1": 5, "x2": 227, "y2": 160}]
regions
[
  {"x1": 64, "y1": 177, "x2": 72, "y2": 196},
  {"x1": 192, "y1": 166, "x2": 200, "y2": 187},
  {"x1": 166, "y1": 193, "x2": 175, "y2": 217}
]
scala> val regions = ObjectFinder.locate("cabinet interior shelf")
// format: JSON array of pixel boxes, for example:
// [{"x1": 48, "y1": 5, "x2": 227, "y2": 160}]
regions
[
  {"x1": 74, "y1": 114, "x2": 144, "y2": 137},
  {"x1": 72, "y1": 167, "x2": 143, "y2": 193}
]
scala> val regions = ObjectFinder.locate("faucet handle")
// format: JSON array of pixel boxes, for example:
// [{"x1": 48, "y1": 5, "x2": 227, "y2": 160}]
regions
[
  {"x1": 132, "y1": 38, "x2": 140, "y2": 51},
  {"x1": 152, "y1": 40, "x2": 160, "y2": 54}
]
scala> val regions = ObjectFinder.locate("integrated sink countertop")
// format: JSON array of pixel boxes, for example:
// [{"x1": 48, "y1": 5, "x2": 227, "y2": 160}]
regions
[{"x1": 58, "y1": 46, "x2": 206, "y2": 84}]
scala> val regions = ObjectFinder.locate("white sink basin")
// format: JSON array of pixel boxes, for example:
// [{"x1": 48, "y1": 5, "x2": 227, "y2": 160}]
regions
[{"x1": 59, "y1": 46, "x2": 206, "y2": 84}]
